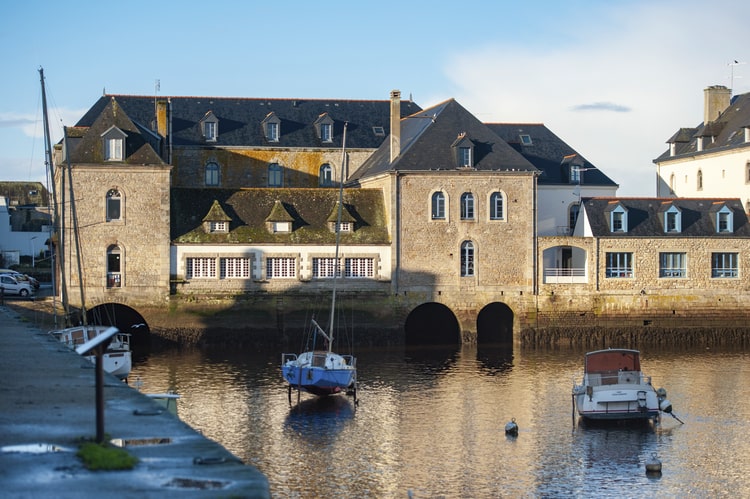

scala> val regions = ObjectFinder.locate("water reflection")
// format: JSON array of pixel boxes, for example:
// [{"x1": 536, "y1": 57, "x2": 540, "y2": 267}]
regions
[{"x1": 130, "y1": 343, "x2": 750, "y2": 498}]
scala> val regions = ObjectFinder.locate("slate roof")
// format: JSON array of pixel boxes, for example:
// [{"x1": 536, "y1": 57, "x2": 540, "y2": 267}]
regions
[
  {"x1": 75, "y1": 95, "x2": 422, "y2": 150},
  {"x1": 580, "y1": 197, "x2": 750, "y2": 237},
  {"x1": 171, "y1": 188, "x2": 389, "y2": 245},
  {"x1": 0, "y1": 182, "x2": 49, "y2": 206},
  {"x1": 655, "y1": 90, "x2": 750, "y2": 162},
  {"x1": 486, "y1": 123, "x2": 618, "y2": 187},
  {"x1": 349, "y1": 99, "x2": 538, "y2": 182},
  {"x1": 67, "y1": 98, "x2": 166, "y2": 165}
]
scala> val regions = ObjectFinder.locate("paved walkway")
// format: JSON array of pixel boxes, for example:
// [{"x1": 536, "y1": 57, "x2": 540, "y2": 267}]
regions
[{"x1": 0, "y1": 304, "x2": 270, "y2": 498}]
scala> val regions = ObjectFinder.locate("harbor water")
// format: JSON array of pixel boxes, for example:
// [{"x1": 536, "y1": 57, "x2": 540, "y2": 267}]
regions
[{"x1": 130, "y1": 343, "x2": 750, "y2": 498}]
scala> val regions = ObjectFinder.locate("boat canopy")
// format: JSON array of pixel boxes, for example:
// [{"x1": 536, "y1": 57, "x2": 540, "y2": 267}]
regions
[{"x1": 585, "y1": 349, "x2": 641, "y2": 373}]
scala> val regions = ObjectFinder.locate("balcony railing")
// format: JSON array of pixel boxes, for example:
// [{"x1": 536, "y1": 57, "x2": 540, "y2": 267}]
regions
[{"x1": 544, "y1": 267, "x2": 587, "y2": 283}]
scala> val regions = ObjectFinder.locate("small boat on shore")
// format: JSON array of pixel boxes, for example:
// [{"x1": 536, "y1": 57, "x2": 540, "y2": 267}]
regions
[
  {"x1": 50, "y1": 325, "x2": 132, "y2": 380},
  {"x1": 572, "y1": 348, "x2": 673, "y2": 423}
]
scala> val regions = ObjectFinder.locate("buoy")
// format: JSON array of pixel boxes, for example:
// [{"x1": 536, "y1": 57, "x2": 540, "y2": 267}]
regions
[
  {"x1": 505, "y1": 418, "x2": 519, "y2": 436},
  {"x1": 645, "y1": 453, "x2": 662, "y2": 475}
]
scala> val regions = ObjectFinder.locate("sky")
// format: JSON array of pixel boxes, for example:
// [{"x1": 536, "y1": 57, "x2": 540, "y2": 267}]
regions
[{"x1": 2, "y1": 0, "x2": 749, "y2": 196}]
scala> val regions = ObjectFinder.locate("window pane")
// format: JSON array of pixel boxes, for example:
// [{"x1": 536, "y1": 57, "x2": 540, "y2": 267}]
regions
[
  {"x1": 460, "y1": 193, "x2": 474, "y2": 220},
  {"x1": 490, "y1": 192, "x2": 504, "y2": 220},
  {"x1": 660, "y1": 252, "x2": 686, "y2": 278},
  {"x1": 106, "y1": 190, "x2": 121, "y2": 221},
  {"x1": 605, "y1": 252, "x2": 633, "y2": 278},
  {"x1": 432, "y1": 192, "x2": 445, "y2": 220},
  {"x1": 345, "y1": 258, "x2": 374, "y2": 278},
  {"x1": 712, "y1": 252, "x2": 738, "y2": 278},
  {"x1": 461, "y1": 241, "x2": 474, "y2": 276}
]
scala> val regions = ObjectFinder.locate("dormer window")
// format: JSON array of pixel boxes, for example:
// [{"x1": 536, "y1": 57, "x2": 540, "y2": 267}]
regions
[
  {"x1": 314, "y1": 113, "x2": 334, "y2": 143},
  {"x1": 201, "y1": 111, "x2": 218, "y2": 142},
  {"x1": 209, "y1": 221, "x2": 228, "y2": 233},
  {"x1": 716, "y1": 205, "x2": 733, "y2": 233},
  {"x1": 452, "y1": 133, "x2": 474, "y2": 168},
  {"x1": 271, "y1": 221, "x2": 291, "y2": 233},
  {"x1": 609, "y1": 205, "x2": 628, "y2": 233},
  {"x1": 562, "y1": 154, "x2": 585, "y2": 184},
  {"x1": 334, "y1": 222, "x2": 352, "y2": 232},
  {"x1": 102, "y1": 126, "x2": 126, "y2": 161},
  {"x1": 262, "y1": 112, "x2": 280, "y2": 142},
  {"x1": 664, "y1": 205, "x2": 682, "y2": 233},
  {"x1": 202, "y1": 200, "x2": 231, "y2": 234}
]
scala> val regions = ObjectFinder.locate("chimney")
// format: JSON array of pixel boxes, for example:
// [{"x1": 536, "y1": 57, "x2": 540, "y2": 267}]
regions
[
  {"x1": 703, "y1": 85, "x2": 731, "y2": 124},
  {"x1": 156, "y1": 100, "x2": 169, "y2": 138},
  {"x1": 390, "y1": 90, "x2": 401, "y2": 163}
]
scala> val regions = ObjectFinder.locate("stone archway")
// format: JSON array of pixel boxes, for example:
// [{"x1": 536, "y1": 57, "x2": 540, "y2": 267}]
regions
[
  {"x1": 86, "y1": 303, "x2": 150, "y2": 348},
  {"x1": 476, "y1": 302, "x2": 514, "y2": 345},
  {"x1": 404, "y1": 303, "x2": 460, "y2": 346}
]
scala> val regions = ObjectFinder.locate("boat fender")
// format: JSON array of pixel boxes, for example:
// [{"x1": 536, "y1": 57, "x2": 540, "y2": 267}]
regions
[
  {"x1": 659, "y1": 398, "x2": 673, "y2": 414},
  {"x1": 656, "y1": 387, "x2": 667, "y2": 398}
]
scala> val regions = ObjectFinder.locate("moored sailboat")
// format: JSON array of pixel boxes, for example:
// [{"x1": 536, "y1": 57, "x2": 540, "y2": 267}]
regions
[{"x1": 281, "y1": 123, "x2": 357, "y2": 402}]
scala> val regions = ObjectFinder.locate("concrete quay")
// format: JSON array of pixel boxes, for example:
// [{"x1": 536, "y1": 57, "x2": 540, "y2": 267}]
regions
[{"x1": 0, "y1": 304, "x2": 270, "y2": 498}]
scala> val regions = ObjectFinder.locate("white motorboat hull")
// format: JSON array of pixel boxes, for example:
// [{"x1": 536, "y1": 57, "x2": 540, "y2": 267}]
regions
[
  {"x1": 51, "y1": 325, "x2": 132, "y2": 380},
  {"x1": 573, "y1": 348, "x2": 668, "y2": 422}
]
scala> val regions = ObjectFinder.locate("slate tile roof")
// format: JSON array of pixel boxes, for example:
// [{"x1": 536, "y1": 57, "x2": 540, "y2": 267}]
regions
[
  {"x1": 580, "y1": 197, "x2": 750, "y2": 237},
  {"x1": 486, "y1": 123, "x2": 618, "y2": 187},
  {"x1": 655, "y1": 91, "x2": 750, "y2": 161},
  {"x1": 75, "y1": 95, "x2": 422, "y2": 150},
  {"x1": 171, "y1": 188, "x2": 389, "y2": 245},
  {"x1": 349, "y1": 99, "x2": 538, "y2": 182}
]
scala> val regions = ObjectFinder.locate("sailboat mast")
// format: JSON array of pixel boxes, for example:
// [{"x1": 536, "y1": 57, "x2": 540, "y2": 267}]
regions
[
  {"x1": 39, "y1": 67, "x2": 66, "y2": 326},
  {"x1": 327, "y1": 122, "x2": 348, "y2": 352},
  {"x1": 63, "y1": 126, "x2": 88, "y2": 325}
]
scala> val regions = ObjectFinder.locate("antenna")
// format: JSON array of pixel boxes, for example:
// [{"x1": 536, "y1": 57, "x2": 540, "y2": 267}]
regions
[{"x1": 728, "y1": 60, "x2": 745, "y2": 92}]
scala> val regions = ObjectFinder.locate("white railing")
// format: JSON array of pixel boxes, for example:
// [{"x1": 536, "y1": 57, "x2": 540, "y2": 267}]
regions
[{"x1": 544, "y1": 267, "x2": 587, "y2": 283}]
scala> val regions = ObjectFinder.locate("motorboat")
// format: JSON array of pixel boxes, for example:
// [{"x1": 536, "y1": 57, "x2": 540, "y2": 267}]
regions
[
  {"x1": 51, "y1": 324, "x2": 132, "y2": 380},
  {"x1": 572, "y1": 348, "x2": 673, "y2": 422}
]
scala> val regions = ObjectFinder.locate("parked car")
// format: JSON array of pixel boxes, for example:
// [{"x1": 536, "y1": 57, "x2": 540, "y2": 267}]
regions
[
  {"x1": 0, "y1": 274, "x2": 35, "y2": 298},
  {"x1": 0, "y1": 270, "x2": 39, "y2": 289}
]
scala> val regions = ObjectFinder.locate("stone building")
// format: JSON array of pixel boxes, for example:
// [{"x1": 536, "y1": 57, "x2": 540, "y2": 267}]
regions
[
  {"x1": 54, "y1": 87, "x2": 750, "y2": 345},
  {"x1": 655, "y1": 86, "x2": 750, "y2": 211}
]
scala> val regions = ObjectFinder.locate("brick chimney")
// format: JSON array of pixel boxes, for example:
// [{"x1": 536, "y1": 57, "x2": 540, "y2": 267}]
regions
[
  {"x1": 390, "y1": 90, "x2": 401, "y2": 163},
  {"x1": 704, "y1": 85, "x2": 731, "y2": 124}
]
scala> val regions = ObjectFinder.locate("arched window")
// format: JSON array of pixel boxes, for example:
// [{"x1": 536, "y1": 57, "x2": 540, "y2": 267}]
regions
[
  {"x1": 319, "y1": 164, "x2": 333, "y2": 187},
  {"x1": 431, "y1": 192, "x2": 446, "y2": 220},
  {"x1": 205, "y1": 162, "x2": 220, "y2": 186},
  {"x1": 107, "y1": 245, "x2": 122, "y2": 288},
  {"x1": 697, "y1": 169, "x2": 703, "y2": 191},
  {"x1": 106, "y1": 189, "x2": 121, "y2": 222},
  {"x1": 460, "y1": 192, "x2": 474, "y2": 220},
  {"x1": 460, "y1": 241, "x2": 474, "y2": 277},
  {"x1": 268, "y1": 163, "x2": 283, "y2": 187},
  {"x1": 670, "y1": 173, "x2": 676, "y2": 193},
  {"x1": 489, "y1": 192, "x2": 505, "y2": 220}
]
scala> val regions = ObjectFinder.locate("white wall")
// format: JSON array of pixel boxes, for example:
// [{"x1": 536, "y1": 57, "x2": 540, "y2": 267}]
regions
[
  {"x1": 0, "y1": 197, "x2": 49, "y2": 265},
  {"x1": 538, "y1": 185, "x2": 618, "y2": 236}
]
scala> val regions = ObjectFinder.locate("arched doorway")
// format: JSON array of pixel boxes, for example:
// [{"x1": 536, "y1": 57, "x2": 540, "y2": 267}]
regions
[{"x1": 404, "y1": 303, "x2": 460, "y2": 346}]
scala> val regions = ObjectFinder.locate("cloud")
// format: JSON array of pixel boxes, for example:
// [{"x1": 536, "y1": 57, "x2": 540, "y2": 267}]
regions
[
  {"x1": 571, "y1": 102, "x2": 631, "y2": 113},
  {"x1": 438, "y1": 0, "x2": 750, "y2": 196}
]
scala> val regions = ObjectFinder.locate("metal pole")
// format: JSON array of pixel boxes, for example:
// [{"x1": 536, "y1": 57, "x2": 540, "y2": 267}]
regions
[{"x1": 95, "y1": 348, "x2": 105, "y2": 443}]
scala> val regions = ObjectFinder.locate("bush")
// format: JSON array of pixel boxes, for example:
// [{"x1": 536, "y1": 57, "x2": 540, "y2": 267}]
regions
[{"x1": 76, "y1": 442, "x2": 138, "y2": 470}]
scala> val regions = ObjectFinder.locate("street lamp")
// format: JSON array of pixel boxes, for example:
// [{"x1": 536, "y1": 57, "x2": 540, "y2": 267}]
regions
[{"x1": 30, "y1": 236, "x2": 38, "y2": 268}]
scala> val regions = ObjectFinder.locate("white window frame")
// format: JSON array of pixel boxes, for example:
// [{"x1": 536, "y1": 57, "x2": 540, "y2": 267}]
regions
[
  {"x1": 209, "y1": 221, "x2": 228, "y2": 233},
  {"x1": 459, "y1": 147, "x2": 472, "y2": 167},
  {"x1": 187, "y1": 257, "x2": 217, "y2": 279},
  {"x1": 665, "y1": 206, "x2": 681, "y2": 233},
  {"x1": 267, "y1": 122, "x2": 279, "y2": 142},
  {"x1": 489, "y1": 192, "x2": 505, "y2": 220},
  {"x1": 107, "y1": 245, "x2": 122, "y2": 288},
  {"x1": 319, "y1": 164, "x2": 333, "y2": 187},
  {"x1": 105, "y1": 137, "x2": 123, "y2": 161},
  {"x1": 460, "y1": 241, "x2": 474, "y2": 277},
  {"x1": 432, "y1": 191, "x2": 446, "y2": 220},
  {"x1": 717, "y1": 207, "x2": 733, "y2": 233},
  {"x1": 460, "y1": 192, "x2": 475, "y2": 220},
  {"x1": 605, "y1": 252, "x2": 633, "y2": 278},
  {"x1": 659, "y1": 252, "x2": 686, "y2": 278},
  {"x1": 711, "y1": 252, "x2": 738, "y2": 278},
  {"x1": 106, "y1": 189, "x2": 122, "y2": 222},
  {"x1": 313, "y1": 257, "x2": 340, "y2": 278},
  {"x1": 345, "y1": 257, "x2": 374, "y2": 278},
  {"x1": 266, "y1": 257, "x2": 296, "y2": 278},
  {"x1": 220, "y1": 257, "x2": 250, "y2": 278},
  {"x1": 321, "y1": 123, "x2": 332, "y2": 142}
]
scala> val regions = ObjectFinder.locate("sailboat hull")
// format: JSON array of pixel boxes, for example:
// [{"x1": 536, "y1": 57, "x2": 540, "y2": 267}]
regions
[{"x1": 282, "y1": 351, "x2": 356, "y2": 396}]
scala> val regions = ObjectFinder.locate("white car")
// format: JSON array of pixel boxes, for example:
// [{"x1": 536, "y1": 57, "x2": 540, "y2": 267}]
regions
[{"x1": 0, "y1": 274, "x2": 35, "y2": 298}]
